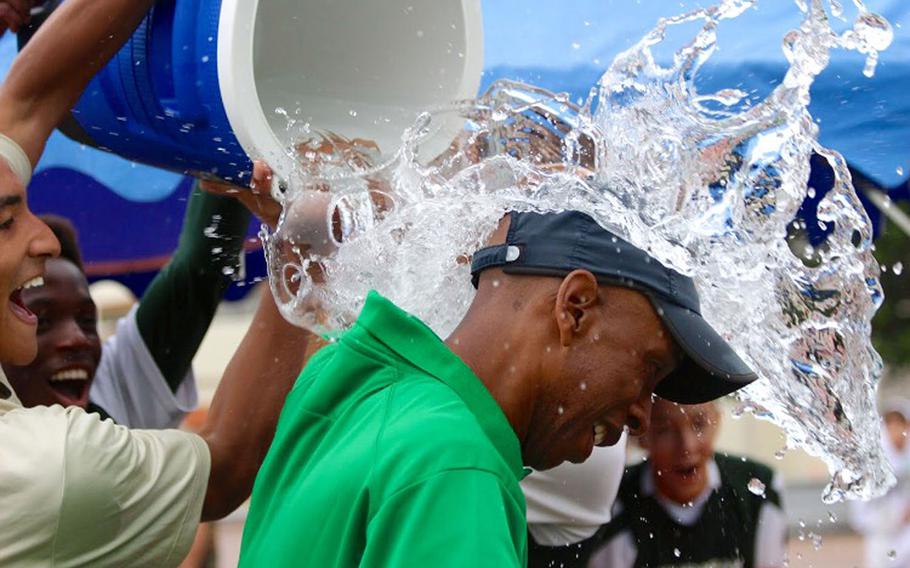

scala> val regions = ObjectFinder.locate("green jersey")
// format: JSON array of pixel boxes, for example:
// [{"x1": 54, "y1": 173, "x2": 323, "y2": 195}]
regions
[{"x1": 239, "y1": 291, "x2": 529, "y2": 567}]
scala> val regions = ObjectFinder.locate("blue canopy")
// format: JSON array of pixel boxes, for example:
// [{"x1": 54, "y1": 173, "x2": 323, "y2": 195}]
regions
[{"x1": 0, "y1": 0, "x2": 906, "y2": 298}]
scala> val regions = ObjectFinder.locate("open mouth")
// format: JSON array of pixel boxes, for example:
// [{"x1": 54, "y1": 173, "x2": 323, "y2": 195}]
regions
[
  {"x1": 48, "y1": 367, "x2": 92, "y2": 406},
  {"x1": 9, "y1": 276, "x2": 43, "y2": 324},
  {"x1": 673, "y1": 464, "x2": 700, "y2": 480},
  {"x1": 593, "y1": 421, "x2": 622, "y2": 447}
]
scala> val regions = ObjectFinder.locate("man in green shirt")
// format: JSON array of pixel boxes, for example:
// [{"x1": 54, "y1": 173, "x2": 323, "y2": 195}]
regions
[{"x1": 239, "y1": 210, "x2": 758, "y2": 567}]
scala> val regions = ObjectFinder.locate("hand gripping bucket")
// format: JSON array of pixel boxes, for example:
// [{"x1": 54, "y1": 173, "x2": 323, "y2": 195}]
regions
[{"x1": 21, "y1": 0, "x2": 483, "y2": 185}]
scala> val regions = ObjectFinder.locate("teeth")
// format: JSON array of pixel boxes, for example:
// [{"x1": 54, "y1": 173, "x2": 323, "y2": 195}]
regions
[
  {"x1": 593, "y1": 422, "x2": 607, "y2": 446},
  {"x1": 50, "y1": 369, "x2": 89, "y2": 382},
  {"x1": 19, "y1": 276, "x2": 44, "y2": 290}
]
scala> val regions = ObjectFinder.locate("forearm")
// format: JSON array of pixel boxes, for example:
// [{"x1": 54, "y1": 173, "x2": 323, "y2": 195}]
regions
[
  {"x1": 199, "y1": 288, "x2": 309, "y2": 521},
  {"x1": 136, "y1": 186, "x2": 251, "y2": 392},
  {"x1": 0, "y1": 0, "x2": 154, "y2": 162}
]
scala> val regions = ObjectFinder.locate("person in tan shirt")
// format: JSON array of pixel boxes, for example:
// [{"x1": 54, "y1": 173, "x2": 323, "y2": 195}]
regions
[{"x1": 0, "y1": 0, "x2": 308, "y2": 566}]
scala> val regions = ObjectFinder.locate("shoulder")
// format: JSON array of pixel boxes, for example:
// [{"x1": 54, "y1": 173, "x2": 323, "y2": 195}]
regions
[
  {"x1": 715, "y1": 453, "x2": 776, "y2": 485},
  {"x1": 0, "y1": 404, "x2": 69, "y2": 504},
  {"x1": 616, "y1": 460, "x2": 648, "y2": 500},
  {"x1": 0, "y1": 405, "x2": 209, "y2": 564},
  {"x1": 375, "y1": 375, "x2": 513, "y2": 486},
  {"x1": 715, "y1": 453, "x2": 783, "y2": 508}
]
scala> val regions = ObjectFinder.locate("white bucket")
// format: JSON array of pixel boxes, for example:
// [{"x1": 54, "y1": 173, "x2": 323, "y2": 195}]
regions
[{"x1": 218, "y1": 0, "x2": 484, "y2": 184}]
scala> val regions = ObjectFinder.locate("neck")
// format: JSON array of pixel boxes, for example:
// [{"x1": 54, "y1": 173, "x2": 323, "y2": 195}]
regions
[{"x1": 445, "y1": 305, "x2": 537, "y2": 447}]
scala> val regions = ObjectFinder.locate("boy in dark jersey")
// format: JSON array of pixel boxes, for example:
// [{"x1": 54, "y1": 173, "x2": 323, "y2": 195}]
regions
[{"x1": 588, "y1": 399, "x2": 787, "y2": 568}]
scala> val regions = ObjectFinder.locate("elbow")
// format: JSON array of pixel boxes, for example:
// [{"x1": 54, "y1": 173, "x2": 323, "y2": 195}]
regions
[{"x1": 199, "y1": 438, "x2": 260, "y2": 522}]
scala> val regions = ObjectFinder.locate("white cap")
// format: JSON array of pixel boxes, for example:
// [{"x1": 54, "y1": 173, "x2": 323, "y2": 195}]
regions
[{"x1": 0, "y1": 133, "x2": 32, "y2": 186}]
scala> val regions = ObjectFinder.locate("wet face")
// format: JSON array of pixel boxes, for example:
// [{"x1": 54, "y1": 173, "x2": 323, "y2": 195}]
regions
[
  {"x1": 0, "y1": 162, "x2": 60, "y2": 366},
  {"x1": 522, "y1": 272, "x2": 682, "y2": 471},
  {"x1": 4, "y1": 258, "x2": 101, "y2": 408},
  {"x1": 643, "y1": 399, "x2": 720, "y2": 505},
  {"x1": 884, "y1": 411, "x2": 908, "y2": 452}
]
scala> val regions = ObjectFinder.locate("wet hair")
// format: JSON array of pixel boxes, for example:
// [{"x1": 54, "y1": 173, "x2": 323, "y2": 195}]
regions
[{"x1": 39, "y1": 214, "x2": 84, "y2": 271}]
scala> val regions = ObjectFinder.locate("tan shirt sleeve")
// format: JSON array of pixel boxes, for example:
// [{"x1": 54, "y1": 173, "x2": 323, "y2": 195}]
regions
[{"x1": 0, "y1": 405, "x2": 210, "y2": 567}]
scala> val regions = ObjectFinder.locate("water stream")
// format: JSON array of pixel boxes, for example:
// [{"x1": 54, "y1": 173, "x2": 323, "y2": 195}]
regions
[{"x1": 264, "y1": 0, "x2": 895, "y2": 502}]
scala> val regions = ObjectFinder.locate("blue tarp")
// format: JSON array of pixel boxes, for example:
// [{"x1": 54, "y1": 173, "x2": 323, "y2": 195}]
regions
[{"x1": 0, "y1": 0, "x2": 907, "y2": 297}]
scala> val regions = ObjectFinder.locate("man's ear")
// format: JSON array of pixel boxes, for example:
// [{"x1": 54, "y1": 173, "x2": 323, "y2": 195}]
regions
[{"x1": 554, "y1": 269, "x2": 600, "y2": 347}]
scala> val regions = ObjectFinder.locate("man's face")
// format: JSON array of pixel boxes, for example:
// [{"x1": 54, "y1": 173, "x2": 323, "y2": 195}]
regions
[
  {"x1": 0, "y1": 164, "x2": 60, "y2": 366},
  {"x1": 643, "y1": 399, "x2": 720, "y2": 505},
  {"x1": 4, "y1": 258, "x2": 102, "y2": 408},
  {"x1": 522, "y1": 280, "x2": 681, "y2": 471}
]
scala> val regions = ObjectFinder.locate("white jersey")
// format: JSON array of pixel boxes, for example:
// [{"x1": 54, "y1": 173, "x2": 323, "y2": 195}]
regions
[
  {"x1": 0, "y1": 368, "x2": 210, "y2": 567},
  {"x1": 523, "y1": 433, "x2": 628, "y2": 546},
  {"x1": 89, "y1": 305, "x2": 198, "y2": 429}
]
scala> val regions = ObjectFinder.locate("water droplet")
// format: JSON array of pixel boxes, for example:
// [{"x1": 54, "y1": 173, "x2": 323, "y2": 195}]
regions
[
  {"x1": 580, "y1": 382, "x2": 587, "y2": 391},
  {"x1": 810, "y1": 531, "x2": 823, "y2": 550},
  {"x1": 571, "y1": 41, "x2": 581, "y2": 50},
  {"x1": 889, "y1": 550, "x2": 897, "y2": 560},
  {"x1": 557, "y1": 406, "x2": 564, "y2": 415},
  {"x1": 747, "y1": 478, "x2": 766, "y2": 497},
  {"x1": 492, "y1": 279, "x2": 500, "y2": 288},
  {"x1": 201, "y1": 55, "x2": 210, "y2": 63},
  {"x1": 897, "y1": 166, "x2": 904, "y2": 176},
  {"x1": 416, "y1": 29, "x2": 424, "y2": 38},
  {"x1": 349, "y1": 109, "x2": 358, "y2": 117},
  {"x1": 893, "y1": 262, "x2": 903, "y2": 275},
  {"x1": 828, "y1": 511, "x2": 837, "y2": 523},
  {"x1": 673, "y1": 548, "x2": 681, "y2": 558}
]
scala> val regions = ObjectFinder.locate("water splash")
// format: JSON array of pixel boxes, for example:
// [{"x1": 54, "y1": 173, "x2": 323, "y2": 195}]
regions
[
  {"x1": 263, "y1": 0, "x2": 894, "y2": 501},
  {"x1": 747, "y1": 477, "x2": 767, "y2": 497}
]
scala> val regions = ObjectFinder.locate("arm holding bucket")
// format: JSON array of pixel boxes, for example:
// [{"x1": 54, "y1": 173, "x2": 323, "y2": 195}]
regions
[{"x1": 0, "y1": 0, "x2": 155, "y2": 163}]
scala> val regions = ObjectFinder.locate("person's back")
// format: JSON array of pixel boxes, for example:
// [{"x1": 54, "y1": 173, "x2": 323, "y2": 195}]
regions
[{"x1": 239, "y1": 291, "x2": 528, "y2": 567}]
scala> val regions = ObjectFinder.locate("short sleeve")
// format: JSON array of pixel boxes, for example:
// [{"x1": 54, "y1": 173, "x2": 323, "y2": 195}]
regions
[
  {"x1": 90, "y1": 305, "x2": 198, "y2": 429},
  {"x1": 0, "y1": 405, "x2": 210, "y2": 567},
  {"x1": 362, "y1": 469, "x2": 525, "y2": 568}
]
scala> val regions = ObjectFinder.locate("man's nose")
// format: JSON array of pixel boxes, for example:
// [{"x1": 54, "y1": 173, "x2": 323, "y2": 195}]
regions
[
  {"x1": 56, "y1": 318, "x2": 94, "y2": 350},
  {"x1": 27, "y1": 210, "x2": 61, "y2": 259}
]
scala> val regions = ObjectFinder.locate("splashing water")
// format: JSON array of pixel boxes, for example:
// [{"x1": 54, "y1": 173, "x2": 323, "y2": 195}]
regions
[
  {"x1": 747, "y1": 477, "x2": 767, "y2": 497},
  {"x1": 263, "y1": 0, "x2": 894, "y2": 501}
]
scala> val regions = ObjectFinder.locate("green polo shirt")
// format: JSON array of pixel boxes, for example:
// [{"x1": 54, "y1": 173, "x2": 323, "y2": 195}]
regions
[{"x1": 239, "y1": 291, "x2": 528, "y2": 567}]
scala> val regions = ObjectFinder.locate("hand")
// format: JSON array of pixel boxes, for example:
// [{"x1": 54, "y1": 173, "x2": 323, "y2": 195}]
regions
[
  {"x1": 0, "y1": 0, "x2": 34, "y2": 36},
  {"x1": 199, "y1": 161, "x2": 281, "y2": 229}
]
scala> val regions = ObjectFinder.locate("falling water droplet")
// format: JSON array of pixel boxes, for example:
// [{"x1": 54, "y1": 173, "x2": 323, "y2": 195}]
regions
[
  {"x1": 673, "y1": 548, "x2": 681, "y2": 558},
  {"x1": 893, "y1": 262, "x2": 903, "y2": 275},
  {"x1": 747, "y1": 478, "x2": 766, "y2": 497},
  {"x1": 897, "y1": 166, "x2": 904, "y2": 176},
  {"x1": 810, "y1": 532, "x2": 823, "y2": 550}
]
